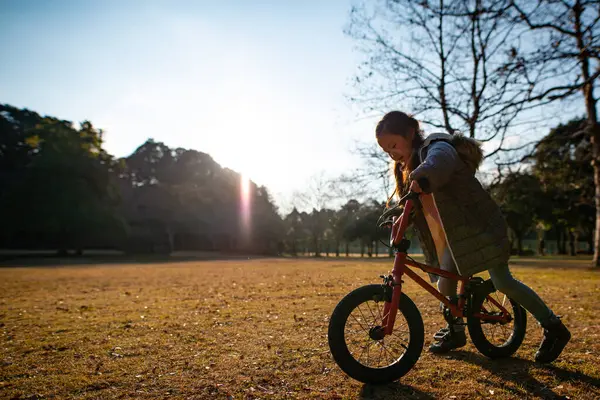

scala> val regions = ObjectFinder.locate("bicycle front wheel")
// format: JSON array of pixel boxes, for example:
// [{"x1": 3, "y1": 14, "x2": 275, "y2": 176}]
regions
[{"x1": 327, "y1": 284, "x2": 424, "y2": 384}]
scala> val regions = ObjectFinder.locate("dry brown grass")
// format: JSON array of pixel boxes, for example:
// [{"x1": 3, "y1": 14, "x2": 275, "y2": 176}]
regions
[{"x1": 0, "y1": 257, "x2": 599, "y2": 399}]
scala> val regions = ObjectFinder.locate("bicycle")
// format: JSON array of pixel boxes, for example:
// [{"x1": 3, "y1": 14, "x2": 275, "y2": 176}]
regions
[{"x1": 327, "y1": 192, "x2": 527, "y2": 384}]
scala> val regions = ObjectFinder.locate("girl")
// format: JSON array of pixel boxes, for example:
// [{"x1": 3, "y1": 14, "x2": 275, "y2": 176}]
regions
[{"x1": 375, "y1": 111, "x2": 570, "y2": 363}]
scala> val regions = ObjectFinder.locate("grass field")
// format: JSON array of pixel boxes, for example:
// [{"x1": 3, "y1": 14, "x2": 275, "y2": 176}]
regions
[{"x1": 1, "y1": 257, "x2": 599, "y2": 399}]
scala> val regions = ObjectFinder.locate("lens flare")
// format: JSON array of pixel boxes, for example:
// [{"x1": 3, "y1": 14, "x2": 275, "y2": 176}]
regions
[{"x1": 240, "y1": 174, "x2": 251, "y2": 247}]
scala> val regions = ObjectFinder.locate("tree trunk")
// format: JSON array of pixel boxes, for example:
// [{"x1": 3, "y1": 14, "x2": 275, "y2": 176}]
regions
[
  {"x1": 345, "y1": 242, "x2": 349, "y2": 257},
  {"x1": 557, "y1": 228, "x2": 567, "y2": 255},
  {"x1": 291, "y1": 241, "x2": 297, "y2": 257},
  {"x1": 574, "y1": 5, "x2": 600, "y2": 266},
  {"x1": 374, "y1": 240, "x2": 379, "y2": 257},
  {"x1": 507, "y1": 228, "x2": 515, "y2": 252},
  {"x1": 165, "y1": 225, "x2": 174, "y2": 254},
  {"x1": 517, "y1": 235, "x2": 523, "y2": 256},
  {"x1": 335, "y1": 240, "x2": 340, "y2": 257},
  {"x1": 568, "y1": 229, "x2": 576, "y2": 256},
  {"x1": 592, "y1": 127, "x2": 600, "y2": 266},
  {"x1": 360, "y1": 240, "x2": 365, "y2": 257}
]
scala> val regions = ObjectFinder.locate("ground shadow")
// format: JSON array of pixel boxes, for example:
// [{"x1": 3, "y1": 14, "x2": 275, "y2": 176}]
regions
[
  {"x1": 359, "y1": 382, "x2": 436, "y2": 400},
  {"x1": 443, "y1": 350, "x2": 599, "y2": 399}
]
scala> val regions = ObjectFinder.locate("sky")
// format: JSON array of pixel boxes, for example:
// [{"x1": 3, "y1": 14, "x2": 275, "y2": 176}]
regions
[
  {"x1": 0, "y1": 0, "x2": 378, "y2": 210},
  {"x1": 0, "y1": 0, "x2": 581, "y2": 213}
]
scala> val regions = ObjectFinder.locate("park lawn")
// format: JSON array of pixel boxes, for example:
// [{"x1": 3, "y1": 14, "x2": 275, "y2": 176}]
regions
[{"x1": 0, "y1": 258, "x2": 598, "y2": 399}]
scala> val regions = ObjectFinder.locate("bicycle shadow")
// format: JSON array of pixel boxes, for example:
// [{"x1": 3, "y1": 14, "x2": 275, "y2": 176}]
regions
[
  {"x1": 444, "y1": 350, "x2": 600, "y2": 399},
  {"x1": 359, "y1": 382, "x2": 436, "y2": 400}
]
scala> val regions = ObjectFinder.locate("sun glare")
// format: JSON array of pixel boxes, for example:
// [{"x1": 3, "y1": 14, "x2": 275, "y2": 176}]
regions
[
  {"x1": 240, "y1": 174, "x2": 251, "y2": 245},
  {"x1": 241, "y1": 173, "x2": 251, "y2": 199}
]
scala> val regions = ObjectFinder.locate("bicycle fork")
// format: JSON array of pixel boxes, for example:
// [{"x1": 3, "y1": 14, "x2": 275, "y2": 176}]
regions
[{"x1": 382, "y1": 251, "x2": 407, "y2": 335}]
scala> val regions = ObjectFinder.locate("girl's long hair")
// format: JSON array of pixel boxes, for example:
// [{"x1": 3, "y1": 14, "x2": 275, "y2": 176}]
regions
[{"x1": 375, "y1": 111, "x2": 424, "y2": 206}]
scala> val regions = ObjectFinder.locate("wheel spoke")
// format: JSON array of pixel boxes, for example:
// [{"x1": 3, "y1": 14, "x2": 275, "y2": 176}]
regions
[
  {"x1": 356, "y1": 305, "x2": 373, "y2": 331},
  {"x1": 391, "y1": 330, "x2": 410, "y2": 345},
  {"x1": 365, "y1": 301, "x2": 378, "y2": 323},
  {"x1": 357, "y1": 340, "x2": 374, "y2": 363},
  {"x1": 349, "y1": 311, "x2": 369, "y2": 332},
  {"x1": 482, "y1": 296, "x2": 517, "y2": 346},
  {"x1": 384, "y1": 338, "x2": 406, "y2": 355},
  {"x1": 345, "y1": 327, "x2": 363, "y2": 336},
  {"x1": 380, "y1": 341, "x2": 399, "y2": 363},
  {"x1": 380, "y1": 342, "x2": 392, "y2": 365}
]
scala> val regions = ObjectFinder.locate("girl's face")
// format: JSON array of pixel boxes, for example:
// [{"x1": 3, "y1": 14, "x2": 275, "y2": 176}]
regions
[{"x1": 377, "y1": 131, "x2": 413, "y2": 164}]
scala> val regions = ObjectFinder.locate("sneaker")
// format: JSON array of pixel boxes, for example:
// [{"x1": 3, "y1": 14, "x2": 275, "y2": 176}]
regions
[
  {"x1": 535, "y1": 316, "x2": 571, "y2": 363},
  {"x1": 429, "y1": 325, "x2": 467, "y2": 354}
]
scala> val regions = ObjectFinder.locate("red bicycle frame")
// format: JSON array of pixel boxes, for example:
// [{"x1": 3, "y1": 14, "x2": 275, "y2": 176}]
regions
[{"x1": 381, "y1": 196, "x2": 511, "y2": 336}]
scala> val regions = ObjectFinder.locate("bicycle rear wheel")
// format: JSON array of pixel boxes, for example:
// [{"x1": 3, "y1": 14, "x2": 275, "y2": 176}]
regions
[
  {"x1": 327, "y1": 284, "x2": 424, "y2": 384},
  {"x1": 467, "y1": 283, "x2": 527, "y2": 359}
]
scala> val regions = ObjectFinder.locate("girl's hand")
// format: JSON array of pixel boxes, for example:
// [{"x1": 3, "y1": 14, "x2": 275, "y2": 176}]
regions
[{"x1": 409, "y1": 180, "x2": 422, "y2": 193}]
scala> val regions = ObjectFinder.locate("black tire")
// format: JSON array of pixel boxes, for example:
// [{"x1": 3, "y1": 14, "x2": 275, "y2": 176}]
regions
[
  {"x1": 467, "y1": 283, "x2": 527, "y2": 359},
  {"x1": 328, "y1": 284, "x2": 424, "y2": 384}
]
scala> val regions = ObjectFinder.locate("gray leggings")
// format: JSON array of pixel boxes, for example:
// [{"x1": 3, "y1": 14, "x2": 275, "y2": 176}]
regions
[{"x1": 437, "y1": 249, "x2": 553, "y2": 324}]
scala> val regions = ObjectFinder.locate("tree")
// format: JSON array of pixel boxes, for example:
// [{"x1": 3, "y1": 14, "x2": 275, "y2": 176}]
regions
[
  {"x1": 0, "y1": 105, "x2": 125, "y2": 252},
  {"x1": 121, "y1": 139, "x2": 283, "y2": 255},
  {"x1": 526, "y1": 118, "x2": 595, "y2": 255},
  {"x1": 121, "y1": 140, "x2": 185, "y2": 253},
  {"x1": 305, "y1": 208, "x2": 330, "y2": 257},
  {"x1": 351, "y1": 199, "x2": 385, "y2": 257},
  {"x1": 249, "y1": 185, "x2": 285, "y2": 254},
  {"x1": 490, "y1": 172, "x2": 546, "y2": 255},
  {"x1": 347, "y1": 0, "x2": 539, "y2": 161},
  {"x1": 335, "y1": 199, "x2": 362, "y2": 256},
  {"x1": 283, "y1": 208, "x2": 306, "y2": 256},
  {"x1": 508, "y1": 0, "x2": 600, "y2": 265}
]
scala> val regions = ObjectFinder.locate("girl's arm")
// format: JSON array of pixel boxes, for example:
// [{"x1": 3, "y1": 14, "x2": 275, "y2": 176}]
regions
[{"x1": 408, "y1": 141, "x2": 460, "y2": 192}]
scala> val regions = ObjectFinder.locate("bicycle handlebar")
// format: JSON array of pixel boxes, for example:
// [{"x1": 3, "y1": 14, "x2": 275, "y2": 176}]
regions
[
  {"x1": 376, "y1": 191, "x2": 423, "y2": 249},
  {"x1": 398, "y1": 191, "x2": 421, "y2": 204}
]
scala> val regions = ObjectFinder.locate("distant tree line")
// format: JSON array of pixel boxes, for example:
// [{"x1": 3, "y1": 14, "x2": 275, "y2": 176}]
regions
[
  {"x1": 0, "y1": 104, "x2": 392, "y2": 257},
  {"x1": 0, "y1": 104, "x2": 593, "y2": 258},
  {"x1": 0, "y1": 104, "x2": 282, "y2": 255}
]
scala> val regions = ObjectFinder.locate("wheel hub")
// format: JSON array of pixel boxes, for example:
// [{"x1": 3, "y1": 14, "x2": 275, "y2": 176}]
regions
[{"x1": 368, "y1": 325, "x2": 385, "y2": 341}]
